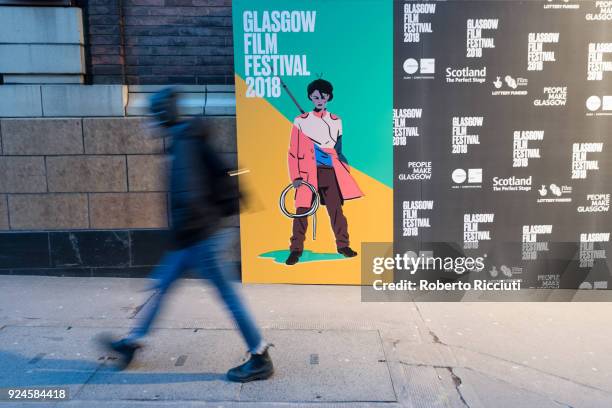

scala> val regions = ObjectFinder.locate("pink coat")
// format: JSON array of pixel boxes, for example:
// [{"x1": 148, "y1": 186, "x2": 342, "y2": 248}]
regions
[{"x1": 287, "y1": 111, "x2": 364, "y2": 208}]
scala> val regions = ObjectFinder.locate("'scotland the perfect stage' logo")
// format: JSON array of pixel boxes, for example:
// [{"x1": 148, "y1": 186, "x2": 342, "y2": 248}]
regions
[
  {"x1": 445, "y1": 66, "x2": 487, "y2": 84},
  {"x1": 492, "y1": 176, "x2": 533, "y2": 192}
]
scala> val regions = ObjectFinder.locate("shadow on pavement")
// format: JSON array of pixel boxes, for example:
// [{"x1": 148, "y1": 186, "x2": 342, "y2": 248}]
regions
[{"x1": 0, "y1": 350, "x2": 227, "y2": 387}]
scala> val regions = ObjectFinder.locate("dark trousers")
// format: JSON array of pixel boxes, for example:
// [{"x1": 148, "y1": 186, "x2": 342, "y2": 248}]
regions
[
  {"x1": 290, "y1": 167, "x2": 349, "y2": 252},
  {"x1": 128, "y1": 229, "x2": 264, "y2": 354}
]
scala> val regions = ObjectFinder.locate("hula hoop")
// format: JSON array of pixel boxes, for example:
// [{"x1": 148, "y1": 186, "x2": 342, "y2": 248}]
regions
[{"x1": 279, "y1": 180, "x2": 320, "y2": 240}]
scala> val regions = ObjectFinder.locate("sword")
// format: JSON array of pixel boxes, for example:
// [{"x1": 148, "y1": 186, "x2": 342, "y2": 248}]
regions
[{"x1": 278, "y1": 77, "x2": 305, "y2": 114}]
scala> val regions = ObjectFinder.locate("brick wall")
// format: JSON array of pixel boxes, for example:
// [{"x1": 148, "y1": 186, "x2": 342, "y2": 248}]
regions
[
  {"x1": 0, "y1": 116, "x2": 238, "y2": 277},
  {"x1": 86, "y1": 0, "x2": 234, "y2": 85}
]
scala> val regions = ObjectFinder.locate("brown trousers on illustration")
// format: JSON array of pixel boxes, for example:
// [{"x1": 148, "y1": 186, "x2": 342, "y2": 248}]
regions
[{"x1": 290, "y1": 167, "x2": 349, "y2": 253}]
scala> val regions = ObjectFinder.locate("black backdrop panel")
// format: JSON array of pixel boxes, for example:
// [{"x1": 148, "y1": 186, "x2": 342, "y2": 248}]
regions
[{"x1": 394, "y1": 0, "x2": 612, "y2": 289}]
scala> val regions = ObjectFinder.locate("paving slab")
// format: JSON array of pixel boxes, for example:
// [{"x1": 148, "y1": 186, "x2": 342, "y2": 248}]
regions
[
  {"x1": 75, "y1": 328, "x2": 395, "y2": 404},
  {"x1": 415, "y1": 302, "x2": 612, "y2": 393},
  {"x1": 0, "y1": 276, "x2": 148, "y2": 324},
  {"x1": 1, "y1": 276, "x2": 611, "y2": 407},
  {"x1": 452, "y1": 367, "x2": 566, "y2": 408},
  {"x1": 391, "y1": 342, "x2": 459, "y2": 369},
  {"x1": 0, "y1": 277, "x2": 420, "y2": 333},
  {"x1": 77, "y1": 329, "x2": 241, "y2": 402},
  {"x1": 239, "y1": 329, "x2": 395, "y2": 403},
  {"x1": 450, "y1": 346, "x2": 612, "y2": 408},
  {"x1": 0, "y1": 326, "x2": 103, "y2": 399},
  {"x1": 401, "y1": 365, "x2": 465, "y2": 408},
  {"x1": 57, "y1": 402, "x2": 399, "y2": 408},
  {"x1": 130, "y1": 281, "x2": 236, "y2": 330},
  {"x1": 145, "y1": 281, "x2": 421, "y2": 333}
]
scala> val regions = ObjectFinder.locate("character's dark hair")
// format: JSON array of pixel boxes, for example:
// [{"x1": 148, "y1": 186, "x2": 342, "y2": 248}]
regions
[{"x1": 307, "y1": 79, "x2": 333, "y2": 101}]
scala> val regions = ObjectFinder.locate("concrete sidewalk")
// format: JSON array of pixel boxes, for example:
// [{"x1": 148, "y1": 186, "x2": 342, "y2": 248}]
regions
[{"x1": 0, "y1": 276, "x2": 611, "y2": 407}]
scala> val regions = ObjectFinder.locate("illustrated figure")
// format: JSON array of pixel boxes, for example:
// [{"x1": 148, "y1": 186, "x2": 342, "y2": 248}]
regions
[
  {"x1": 285, "y1": 79, "x2": 364, "y2": 265},
  {"x1": 99, "y1": 88, "x2": 274, "y2": 383}
]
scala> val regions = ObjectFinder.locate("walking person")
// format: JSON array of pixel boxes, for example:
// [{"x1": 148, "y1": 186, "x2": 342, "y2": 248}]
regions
[{"x1": 99, "y1": 88, "x2": 274, "y2": 383}]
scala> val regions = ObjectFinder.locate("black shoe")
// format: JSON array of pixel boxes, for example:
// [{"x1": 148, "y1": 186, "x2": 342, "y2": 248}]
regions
[
  {"x1": 338, "y1": 247, "x2": 358, "y2": 257},
  {"x1": 285, "y1": 251, "x2": 302, "y2": 265},
  {"x1": 98, "y1": 334, "x2": 142, "y2": 370},
  {"x1": 227, "y1": 349, "x2": 274, "y2": 383}
]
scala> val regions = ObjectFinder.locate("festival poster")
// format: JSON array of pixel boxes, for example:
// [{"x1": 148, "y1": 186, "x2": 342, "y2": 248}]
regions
[{"x1": 232, "y1": 0, "x2": 393, "y2": 284}]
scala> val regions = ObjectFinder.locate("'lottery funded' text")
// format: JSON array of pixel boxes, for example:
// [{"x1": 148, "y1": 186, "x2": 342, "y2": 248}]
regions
[{"x1": 242, "y1": 10, "x2": 315, "y2": 98}]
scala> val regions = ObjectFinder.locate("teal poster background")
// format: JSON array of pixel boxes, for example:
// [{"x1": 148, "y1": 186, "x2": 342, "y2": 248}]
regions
[{"x1": 232, "y1": 0, "x2": 393, "y2": 188}]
